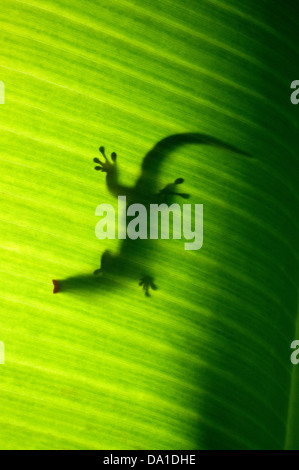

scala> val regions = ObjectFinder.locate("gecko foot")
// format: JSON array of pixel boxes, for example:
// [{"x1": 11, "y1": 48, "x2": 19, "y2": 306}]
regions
[
  {"x1": 139, "y1": 276, "x2": 157, "y2": 297},
  {"x1": 93, "y1": 146, "x2": 117, "y2": 173},
  {"x1": 158, "y1": 178, "x2": 189, "y2": 202}
]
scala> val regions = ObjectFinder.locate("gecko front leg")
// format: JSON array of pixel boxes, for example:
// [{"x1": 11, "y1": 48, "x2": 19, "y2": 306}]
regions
[{"x1": 139, "y1": 276, "x2": 157, "y2": 297}]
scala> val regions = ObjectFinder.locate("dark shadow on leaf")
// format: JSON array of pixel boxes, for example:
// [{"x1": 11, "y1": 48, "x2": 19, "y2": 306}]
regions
[{"x1": 53, "y1": 133, "x2": 250, "y2": 296}]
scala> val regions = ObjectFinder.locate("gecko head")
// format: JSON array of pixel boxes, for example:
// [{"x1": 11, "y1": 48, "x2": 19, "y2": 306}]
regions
[{"x1": 94, "y1": 146, "x2": 117, "y2": 173}]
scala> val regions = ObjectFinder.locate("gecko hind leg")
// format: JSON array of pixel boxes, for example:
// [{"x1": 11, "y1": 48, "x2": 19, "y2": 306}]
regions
[
  {"x1": 158, "y1": 178, "x2": 189, "y2": 202},
  {"x1": 93, "y1": 146, "x2": 117, "y2": 173}
]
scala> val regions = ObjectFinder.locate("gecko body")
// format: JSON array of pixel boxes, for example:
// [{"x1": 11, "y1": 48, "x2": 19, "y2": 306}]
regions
[{"x1": 53, "y1": 133, "x2": 250, "y2": 296}]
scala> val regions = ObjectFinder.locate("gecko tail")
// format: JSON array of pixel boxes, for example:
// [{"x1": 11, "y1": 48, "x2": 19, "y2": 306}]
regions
[
  {"x1": 193, "y1": 133, "x2": 252, "y2": 158},
  {"x1": 155, "y1": 133, "x2": 252, "y2": 157},
  {"x1": 141, "y1": 132, "x2": 252, "y2": 173}
]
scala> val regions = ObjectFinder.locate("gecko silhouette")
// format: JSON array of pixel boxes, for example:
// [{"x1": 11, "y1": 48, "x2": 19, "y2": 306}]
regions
[{"x1": 52, "y1": 133, "x2": 251, "y2": 296}]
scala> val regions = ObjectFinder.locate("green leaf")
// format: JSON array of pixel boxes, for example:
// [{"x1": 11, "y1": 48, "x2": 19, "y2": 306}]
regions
[{"x1": 0, "y1": 0, "x2": 298, "y2": 449}]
